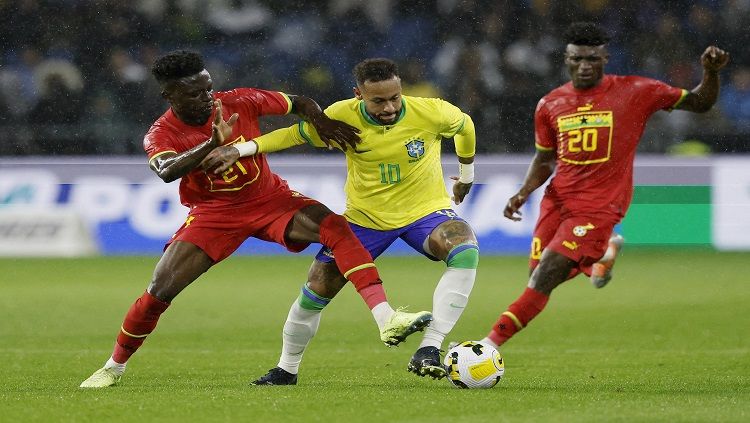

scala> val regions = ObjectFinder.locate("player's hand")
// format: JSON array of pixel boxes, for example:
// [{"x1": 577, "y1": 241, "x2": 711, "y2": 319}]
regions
[
  {"x1": 504, "y1": 192, "x2": 527, "y2": 221},
  {"x1": 701, "y1": 46, "x2": 730, "y2": 72},
  {"x1": 450, "y1": 176, "x2": 473, "y2": 205},
  {"x1": 210, "y1": 99, "x2": 240, "y2": 147},
  {"x1": 201, "y1": 145, "x2": 240, "y2": 174},
  {"x1": 310, "y1": 114, "x2": 361, "y2": 151}
]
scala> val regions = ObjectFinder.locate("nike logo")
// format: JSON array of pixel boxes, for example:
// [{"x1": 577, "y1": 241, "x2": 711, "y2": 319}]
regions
[
  {"x1": 449, "y1": 303, "x2": 465, "y2": 309},
  {"x1": 354, "y1": 147, "x2": 372, "y2": 153},
  {"x1": 283, "y1": 330, "x2": 305, "y2": 339}
]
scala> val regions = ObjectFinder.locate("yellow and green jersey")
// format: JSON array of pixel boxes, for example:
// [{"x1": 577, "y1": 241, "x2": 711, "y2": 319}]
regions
[{"x1": 254, "y1": 95, "x2": 475, "y2": 230}]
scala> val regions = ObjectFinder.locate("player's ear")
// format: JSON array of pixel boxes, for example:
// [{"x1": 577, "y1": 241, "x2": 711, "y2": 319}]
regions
[{"x1": 353, "y1": 86, "x2": 362, "y2": 100}]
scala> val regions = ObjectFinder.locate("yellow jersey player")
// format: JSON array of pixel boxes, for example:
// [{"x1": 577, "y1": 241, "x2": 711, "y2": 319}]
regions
[{"x1": 203, "y1": 58, "x2": 479, "y2": 383}]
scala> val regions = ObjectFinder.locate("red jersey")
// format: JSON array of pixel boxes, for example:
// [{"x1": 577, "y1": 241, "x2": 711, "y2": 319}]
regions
[
  {"x1": 534, "y1": 75, "x2": 687, "y2": 217},
  {"x1": 144, "y1": 88, "x2": 292, "y2": 208}
]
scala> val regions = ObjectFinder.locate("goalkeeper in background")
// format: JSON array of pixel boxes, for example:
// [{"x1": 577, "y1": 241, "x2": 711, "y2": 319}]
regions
[{"x1": 203, "y1": 58, "x2": 480, "y2": 384}]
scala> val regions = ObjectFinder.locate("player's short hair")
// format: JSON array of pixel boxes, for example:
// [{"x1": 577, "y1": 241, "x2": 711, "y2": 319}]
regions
[
  {"x1": 563, "y1": 22, "x2": 610, "y2": 46},
  {"x1": 151, "y1": 50, "x2": 205, "y2": 84},
  {"x1": 353, "y1": 58, "x2": 399, "y2": 86}
]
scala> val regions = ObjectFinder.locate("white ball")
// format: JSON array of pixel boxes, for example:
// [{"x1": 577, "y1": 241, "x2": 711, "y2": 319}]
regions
[{"x1": 444, "y1": 340, "x2": 505, "y2": 389}]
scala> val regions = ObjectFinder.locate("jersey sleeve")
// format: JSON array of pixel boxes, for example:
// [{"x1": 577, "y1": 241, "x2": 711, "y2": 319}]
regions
[
  {"x1": 634, "y1": 77, "x2": 688, "y2": 115},
  {"x1": 297, "y1": 120, "x2": 337, "y2": 149},
  {"x1": 254, "y1": 124, "x2": 308, "y2": 153},
  {"x1": 437, "y1": 99, "x2": 467, "y2": 138},
  {"x1": 435, "y1": 99, "x2": 476, "y2": 158},
  {"x1": 143, "y1": 127, "x2": 178, "y2": 163},
  {"x1": 534, "y1": 98, "x2": 556, "y2": 151},
  {"x1": 229, "y1": 88, "x2": 293, "y2": 116}
]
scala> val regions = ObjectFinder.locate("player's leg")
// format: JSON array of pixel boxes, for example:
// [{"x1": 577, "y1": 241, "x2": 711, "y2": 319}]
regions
[
  {"x1": 481, "y1": 248, "x2": 574, "y2": 349},
  {"x1": 590, "y1": 233, "x2": 625, "y2": 288},
  {"x1": 252, "y1": 260, "x2": 346, "y2": 385},
  {"x1": 482, "y1": 210, "x2": 615, "y2": 349},
  {"x1": 402, "y1": 213, "x2": 478, "y2": 378},
  {"x1": 80, "y1": 241, "x2": 213, "y2": 388},
  {"x1": 284, "y1": 204, "x2": 432, "y2": 346}
]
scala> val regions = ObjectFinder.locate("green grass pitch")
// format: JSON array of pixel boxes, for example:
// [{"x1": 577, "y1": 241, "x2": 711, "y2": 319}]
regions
[{"x1": 1, "y1": 251, "x2": 748, "y2": 422}]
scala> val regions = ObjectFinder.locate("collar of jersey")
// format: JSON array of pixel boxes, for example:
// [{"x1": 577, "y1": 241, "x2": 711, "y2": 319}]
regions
[
  {"x1": 571, "y1": 74, "x2": 613, "y2": 95},
  {"x1": 359, "y1": 98, "x2": 406, "y2": 127}
]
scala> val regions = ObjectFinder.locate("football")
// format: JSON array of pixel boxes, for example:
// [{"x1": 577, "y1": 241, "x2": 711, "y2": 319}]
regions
[{"x1": 444, "y1": 341, "x2": 505, "y2": 389}]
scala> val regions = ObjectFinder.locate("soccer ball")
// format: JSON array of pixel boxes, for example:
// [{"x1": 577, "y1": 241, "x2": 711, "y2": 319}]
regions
[{"x1": 444, "y1": 341, "x2": 505, "y2": 389}]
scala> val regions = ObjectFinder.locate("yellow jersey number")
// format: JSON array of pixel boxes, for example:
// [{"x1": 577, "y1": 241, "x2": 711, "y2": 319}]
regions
[{"x1": 567, "y1": 128, "x2": 598, "y2": 153}]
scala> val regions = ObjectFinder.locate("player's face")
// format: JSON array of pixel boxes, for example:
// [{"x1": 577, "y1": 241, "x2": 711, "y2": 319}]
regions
[
  {"x1": 162, "y1": 70, "x2": 214, "y2": 126},
  {"x1": 354, "y1": 76, "x2": 403, "y2": 125},
  {"x1": 564, "y1": 45, "x2": 608, "y2": 89}
]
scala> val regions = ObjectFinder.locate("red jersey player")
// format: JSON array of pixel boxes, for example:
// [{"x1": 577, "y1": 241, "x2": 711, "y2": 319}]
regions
[
  {"x1": 79, "y1": 50, "x2": 431, "y2": 388},
  {"x1": 481, "y1": 22, "x2": 729, "y2": 351}
]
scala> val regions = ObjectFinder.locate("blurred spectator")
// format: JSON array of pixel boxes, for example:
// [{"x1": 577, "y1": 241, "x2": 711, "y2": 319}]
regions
[
  {"x1": 28, "y1": 72, "x2": 85, "y2": 154},
  {"x1": 0, "y1": 0, "x2": 747, "y2": 155},
  {"x1": 720, "y1": 66, "x2": 750, "y2": 131},
  {"x1": 0, "y1": 48, "x2": 44, "y2": 119},
  {"x1": 401, "y1": 58, "x2": 442, "y2": 99}
]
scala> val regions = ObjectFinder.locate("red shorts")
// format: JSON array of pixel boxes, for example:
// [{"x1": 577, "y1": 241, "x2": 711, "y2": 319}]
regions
[
  {"x1": 529, "y1": 195, "x2": 619, "y2": 278},
  {"x1": 166, "y1": 189, "x2": 320, "y2": 263}
]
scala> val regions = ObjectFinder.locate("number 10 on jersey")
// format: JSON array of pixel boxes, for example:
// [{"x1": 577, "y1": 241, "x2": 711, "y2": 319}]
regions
[{"x1": 379, "y1": 163, "x2": 401, "y2": 184}]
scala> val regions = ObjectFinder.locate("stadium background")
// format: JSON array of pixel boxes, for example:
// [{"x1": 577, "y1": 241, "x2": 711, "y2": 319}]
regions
[{"x1": 1, "y1": 0, "x2": 749, "y2": 256}]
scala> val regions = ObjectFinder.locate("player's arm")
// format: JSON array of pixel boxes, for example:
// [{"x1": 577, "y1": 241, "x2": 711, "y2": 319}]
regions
[
  {"x1": 452, "y1": 113, "x2": 476, "y2": 205},
  {"x1": 288, "y1": 95, "x2": 360, "y2": 150},
  {"x1": 151, "y1": 100, "x2": 238, "y2": 183},
  {"x1": 201, "y1": 124, "x2": 314, "y2": 174},
  {"x1": 674, "y1": 46, "x2": 730, "y2": 113},
  {"x1": 504, "y1": 149, "x2": 556, "y2": 222}
]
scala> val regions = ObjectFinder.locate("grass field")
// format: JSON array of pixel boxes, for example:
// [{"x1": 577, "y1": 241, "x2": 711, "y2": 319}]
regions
[{"x1": 1, "y1": 251, "x2": 748, "y2": 422}]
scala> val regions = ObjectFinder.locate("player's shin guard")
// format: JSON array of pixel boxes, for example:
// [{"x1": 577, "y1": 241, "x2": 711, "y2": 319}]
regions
[
  {"x1": 278, "y1": 284, "x2": 329, "y2": 374},
  {"x1": 421, "y1": 244, "x2": 479, "y2": 349},
  {"x1": 112, "y1": 291, "x2": 170, "y2": 364},
  {"x1": 487, "y1": 287, "x2": 549, "y2": 347},
  {"x1": 318, "y1": 213, "x2": 385, "y2": 309}
]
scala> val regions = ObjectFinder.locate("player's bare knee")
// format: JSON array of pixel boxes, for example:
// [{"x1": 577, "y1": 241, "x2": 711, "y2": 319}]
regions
[
  {"x1": 529, "y1": 251, "x2": 575, "y2": 293},
  {"x1": 429, "y1": 221, "x2": 477, "y2": 261},
  {"x1": 307, "y1": 260, "x2": 345, "y2": 298}
]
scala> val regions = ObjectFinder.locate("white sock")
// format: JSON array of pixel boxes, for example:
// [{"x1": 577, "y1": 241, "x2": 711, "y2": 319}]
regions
[
  {"x1": 480, "y1": 337, "x2": 499, "y2": 350},
  {"x1": 420, "y1": 268, "x2": 476, "y2": 349},
  {"x1": 371, "y1": 302, "x2": 395, "y2": 331},
  {"x1": 277, "y1": 301, "x2": 321, "y2": 374},
  {"x1": 104, "y1": 357, "x2": 126, "y2": 376}
]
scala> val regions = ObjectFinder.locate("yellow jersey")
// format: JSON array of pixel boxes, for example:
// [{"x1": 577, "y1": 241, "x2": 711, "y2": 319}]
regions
[{"x1": 255, "y1": 95, "x2": 475, "y2": 230}]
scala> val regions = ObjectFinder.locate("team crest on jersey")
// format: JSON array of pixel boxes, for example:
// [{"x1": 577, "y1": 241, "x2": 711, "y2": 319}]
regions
[
  {"x1": 572, "y1": 223, "x2": 595, "y2": 237},
  {"x1": 405, "y1": 138, "x2": 425, "y2": 160}
]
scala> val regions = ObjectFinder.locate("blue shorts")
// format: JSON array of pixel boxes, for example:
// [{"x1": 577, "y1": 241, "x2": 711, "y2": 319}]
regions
[{"x1": 315, "y1": 209, "x2": 466, "y2": 263}]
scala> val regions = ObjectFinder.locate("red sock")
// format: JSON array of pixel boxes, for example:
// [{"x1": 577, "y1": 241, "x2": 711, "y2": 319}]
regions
[
  {"x1": 112, "y1": 291, "x2": 170, "y2": 364},
  {"x1": 487, "y1": 287, "x2": 549, "y2": 347},
  {"x1": 318, "y1": 213, "x2": 386, "y2": 309}
]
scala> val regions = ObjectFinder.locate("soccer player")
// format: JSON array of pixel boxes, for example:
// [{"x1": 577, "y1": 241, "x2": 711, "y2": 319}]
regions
[
  {"x1": 479, "y1": 22, "x2": 729, "y2": 350},
  {"x1": 202, "y1": 58, "x2": 479, "y2": 383},
  {"x1": 79, "y1": 51, "x2": 431, "y2": 388}
]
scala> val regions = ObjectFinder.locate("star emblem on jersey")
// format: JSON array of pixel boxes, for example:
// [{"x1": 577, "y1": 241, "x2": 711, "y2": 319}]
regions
[
  {"x1": 405, "y1": 139, "x2": 425, "y2": 159},
  {"x1": 572, "y1": 223, "x2": 596, "y2": 237}
]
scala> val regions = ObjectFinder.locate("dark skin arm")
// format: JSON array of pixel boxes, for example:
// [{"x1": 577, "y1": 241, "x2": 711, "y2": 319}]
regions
[
  {"x1": 289, "y1": 95, "x2": 360, "y2": 150},
  {"x1": 150, "y1": 99, "x2": 238, "y2": 183},
  {"x1": 201, "y1": 95, "x2": 363, "y2": 174},
  {"x1": 675, "y1": 46, "x2": 730, "y2": 113},
  {"x1": 504, "y1": 149, "x2": 557, "y2": 221},
  {"x1": 450, "y1": 155, "x2": 474, "y2": 205}
]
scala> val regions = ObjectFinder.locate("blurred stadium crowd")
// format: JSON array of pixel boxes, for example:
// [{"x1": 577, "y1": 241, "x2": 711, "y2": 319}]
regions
[{"x1": 1, "y1": 0, "x2": 748, "y2": 156}]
